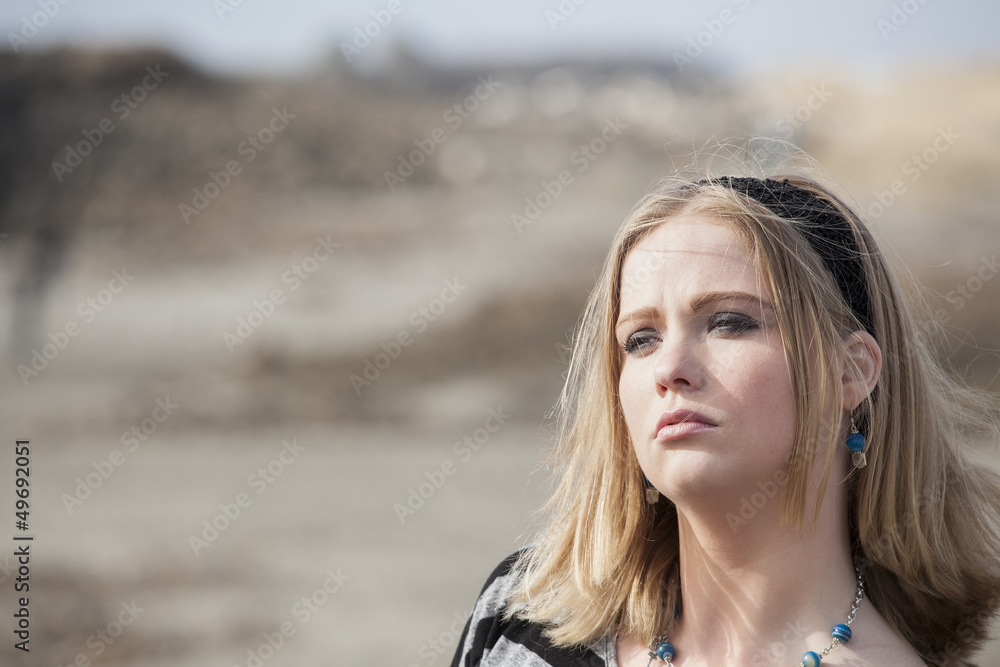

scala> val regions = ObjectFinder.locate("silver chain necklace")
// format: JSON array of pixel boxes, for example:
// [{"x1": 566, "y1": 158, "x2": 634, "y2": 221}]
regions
[{"x1": 646, "y1": 567, "x2": 864, "y2": 667}]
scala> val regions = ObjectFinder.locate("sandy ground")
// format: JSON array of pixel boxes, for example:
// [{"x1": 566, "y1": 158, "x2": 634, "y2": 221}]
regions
[{"x1": 14, "y1": 423, "x2": 550, "y2": 666}]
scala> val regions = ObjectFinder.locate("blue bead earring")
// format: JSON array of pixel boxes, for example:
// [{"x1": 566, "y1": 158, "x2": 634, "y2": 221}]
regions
[
  {"x1": 643, "y1": 475, "x2": 660, "y2": 503},
  {"x1": 846, "y1": 417, "x2": 867, "y2": 469}
]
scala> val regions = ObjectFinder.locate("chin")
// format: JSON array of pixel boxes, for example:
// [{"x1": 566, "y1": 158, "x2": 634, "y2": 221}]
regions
[{"x1": 654, "y1": 452, "x2": 732, "y2": 499}]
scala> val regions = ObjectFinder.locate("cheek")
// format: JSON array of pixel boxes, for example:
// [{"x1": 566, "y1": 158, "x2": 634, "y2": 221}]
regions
[
  {"x1": 617, "y1": 362, "x2": 649, "y2": 436},
  {"x1": 719, "y1": 345, "x2": 797, "y2": 442}
]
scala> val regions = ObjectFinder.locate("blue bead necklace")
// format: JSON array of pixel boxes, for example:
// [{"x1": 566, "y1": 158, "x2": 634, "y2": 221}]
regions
[{"x1": 646, "y1": 567, "x2": 864, "y2": 667}]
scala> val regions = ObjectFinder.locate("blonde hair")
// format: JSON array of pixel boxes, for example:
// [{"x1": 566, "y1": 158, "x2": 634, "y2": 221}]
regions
[{"x1": 503, "y1": 141, "x2": 1000, "y2": 665}]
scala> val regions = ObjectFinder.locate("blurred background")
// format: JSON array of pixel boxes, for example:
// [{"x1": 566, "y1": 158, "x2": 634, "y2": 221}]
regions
[{"x1": 0, "y1": 1, "x2": 998, "y2": 665}]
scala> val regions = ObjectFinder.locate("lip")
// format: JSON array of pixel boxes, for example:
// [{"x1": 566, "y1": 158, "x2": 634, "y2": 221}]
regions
[{"x1": 654, "y1": 409, "x2": 717, "y2": 442}]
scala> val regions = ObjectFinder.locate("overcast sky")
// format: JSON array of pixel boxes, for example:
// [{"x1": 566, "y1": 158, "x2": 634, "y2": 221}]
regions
[{"x1": 1, "y1": 0, "x2": 998, "y2": 76}]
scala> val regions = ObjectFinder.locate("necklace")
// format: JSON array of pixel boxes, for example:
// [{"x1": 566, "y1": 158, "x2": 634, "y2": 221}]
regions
[{"x1": 646, "y1": 567, "x2": 865, "y2": 667}]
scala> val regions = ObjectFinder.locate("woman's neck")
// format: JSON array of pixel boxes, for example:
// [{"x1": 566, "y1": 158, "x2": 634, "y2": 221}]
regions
[{"x1": 664, "y1": 492, "x2": 858, "y2": 666}]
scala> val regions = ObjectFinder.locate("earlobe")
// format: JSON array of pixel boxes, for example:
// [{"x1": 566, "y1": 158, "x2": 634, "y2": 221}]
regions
[{"x1": 841, "y1": 331, "x2": 882, "y2": 410}]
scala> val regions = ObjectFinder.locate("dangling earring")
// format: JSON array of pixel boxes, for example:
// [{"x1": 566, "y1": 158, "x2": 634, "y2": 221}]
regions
[
  {"x1": 643, "y1": 475, "x2": 660, "y2": 503},
  {"x1": 846, "y1": 416, "x2": 867, "y2": 469}
]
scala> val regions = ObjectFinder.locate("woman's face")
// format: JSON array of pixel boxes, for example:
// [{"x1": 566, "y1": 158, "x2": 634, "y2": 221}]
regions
[{"x1": 616, "y1": 214, "x2": 798, "y2": 507}]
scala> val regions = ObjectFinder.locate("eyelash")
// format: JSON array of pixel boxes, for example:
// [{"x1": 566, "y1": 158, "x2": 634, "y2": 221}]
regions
[{"x1": 620, "y1": 312, "x2": 759, "y2": 355}]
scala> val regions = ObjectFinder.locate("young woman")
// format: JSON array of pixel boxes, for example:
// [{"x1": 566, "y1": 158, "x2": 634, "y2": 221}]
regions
[{"x1": 450, "y1": 148, "x2": 1000, "y2": 666}]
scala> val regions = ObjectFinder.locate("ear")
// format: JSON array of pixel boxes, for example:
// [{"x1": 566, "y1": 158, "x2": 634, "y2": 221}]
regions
[{"x1": 841, "y1": 331, "x2": 882, "y2": 411}]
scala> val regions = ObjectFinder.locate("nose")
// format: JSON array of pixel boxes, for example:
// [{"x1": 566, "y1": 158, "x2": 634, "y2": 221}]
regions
[{"x1": 651, "y1": 331, "x2": 704, "y2": 393}]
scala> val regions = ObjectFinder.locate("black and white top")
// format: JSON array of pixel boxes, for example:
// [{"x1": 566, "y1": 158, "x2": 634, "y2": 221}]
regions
[
  {"x1": 451, "y1": 552, "x2": 982, "y2": 667},
  {"x1": 450, "y1": 549, "x2": 618, "y2": 667}
]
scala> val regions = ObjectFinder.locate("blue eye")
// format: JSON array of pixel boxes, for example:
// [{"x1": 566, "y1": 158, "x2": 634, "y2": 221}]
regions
[
  {"x1": 710, "y1": 312, "x2": 758, "y2": 335},
  {"x1": 621, "y1": 313, "x2": 759, "y2": 355},
  {"x1": 622, "y1": 328, "x2": 659, "y2": 355}
]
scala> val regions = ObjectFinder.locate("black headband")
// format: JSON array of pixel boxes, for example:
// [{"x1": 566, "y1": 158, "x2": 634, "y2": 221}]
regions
[{"x1": 697, "y1": 177, "x2": 875, "y2": 337}]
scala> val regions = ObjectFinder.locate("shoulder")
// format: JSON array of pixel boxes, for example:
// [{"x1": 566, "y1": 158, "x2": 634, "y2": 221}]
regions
[
  {"x1": 478, "y1": 547, "x2": 528, "y2": 604},
  {"x1": 835, "y1": 644, "x2": 925, "y2": 667},
  {"x1": 450, "y1": 548, "x2": 614, "y2": 667},
  {"x1": 830, "y1": 606, "x2": 927, "y2": 667}
]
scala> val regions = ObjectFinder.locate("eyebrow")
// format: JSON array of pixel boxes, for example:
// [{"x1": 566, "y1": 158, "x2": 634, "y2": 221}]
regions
[{"x1": 615, "y1": 290, "x2": 774, "y2": 334}]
